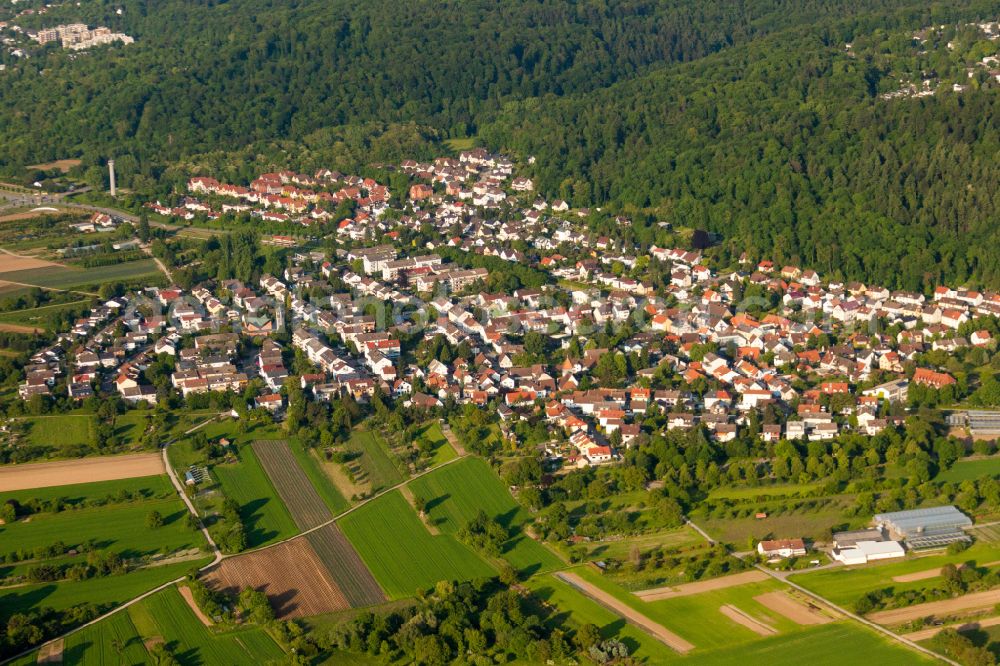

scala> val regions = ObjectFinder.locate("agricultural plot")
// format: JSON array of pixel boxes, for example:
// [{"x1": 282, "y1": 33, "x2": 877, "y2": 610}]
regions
[
  {"x1": 0, "y1": 494, "x2": 199, "y2": 560},
  {"x1": 0, "y1": 299, "x2": 91, "y2": 330},
  {"x1": 1, "y1": 474, "x2": 175, "y2": 508},
  {"x1": 203, "y1": 536, "x2": 349, "y2": 618},
  {"x1": 679, "y1": 622, "x2": 932, "y2": 665},
  {"x1": 789, "y1": 541, "x2": 1000, "y2": 607},
  {"x1": 253, "y1": 440, "x2": 333, "y2": 530},
  {"x1": 288, "y1": 440, "x2": 349, "y2": 513},
  {"x1": 568, "y1": 526, "x2": 703, "y2": 562},
  {"x1": 306, "y1": 523, "x2": 386, "y2": 607},
  {"x1": 0, "y1": 452, "x2": 164, "y2": 492},
  {"x1": 408, "y1": 457, "x2": 563, "y2": 575},
  {"x1": 0, "y1": 560, "x2": 201, "y2": 622},
  {"x1": 20, "y1": 413, "x2": 96, "y2": 448},
  {"x1": 213, "y1": 445, "x2": 298, "y2": 547},
  {"x1": 344, "y1": 428, "x2": 405, "y2": 492},
  {"x1": 134, "y1": 586, "x2": 285, "y2": 664},
  {"x1": 527, "y1": 573, "x2": 681, "y2": 663},
  {"x1": 414, "y1": 421, "x2": 458, "y2": 465},
  {"x1": 0, "y1": 259, "x2": 164, "y2": 290},
  {"x1": 338, "y1": 490, "x2": 495, "y2": 599},
  {"x1": 938, "y1": 457, "x2": 1000, "y2": 483},
  {"x1": 60, "y1": 608, "x2": 149, "y2": 665}
]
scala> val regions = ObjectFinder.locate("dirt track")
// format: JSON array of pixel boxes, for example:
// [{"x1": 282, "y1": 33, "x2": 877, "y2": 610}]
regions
[
  {"x1": 868, "y1": 589, "x2": 1000, "y2": 625},
  {"x1": 178, "y1": 585, "x2": 214, "y2": 626},
  {"x1": 754, "y1": 591, "x2": 834, "y2": 625},
  {"x1": 556, "y1": 572, "x2": 695, "y2": 653},
  {"x1": 719, "y1": 604, "x2": 776, "y2": 635},
  {"x1": 0, "y1": 452, "x2": 165, "y2": 491},
  {"x1": 635, "y1": 570, "x2": 769, "y2": 601}
]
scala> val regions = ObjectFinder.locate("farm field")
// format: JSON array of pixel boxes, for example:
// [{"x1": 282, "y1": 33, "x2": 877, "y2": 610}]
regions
[
  {"x1": 338, "y1": 490, "x2": 495, "y2": 598},
  {"x1": 938, "y1": 457, "x2": 1000, "y2": 483},
  {"x1": 132, "y1": 586, "x2": 285, "y2": 664},
  {"x1": 0, "y1": 452, "x2": 164, "y2": 491},
  {"x1": 344, "y1": 428, "x2": 405, "y2": 492},
  {"x1": 306, "y1": 523, "x2": 386, "y2": 607},
  {"x1": 202, "y1": 536, "x2": 350, "y2": 618},
  {"x1": 689, "y1": 501, "x2": 858, "y2": 544},
  {"x1": 19, "y1": 413, "x2": 96, "y2": 448},
  {"x1": 212, "y1": 444, "x2": 297, "y2": 547},
  {"x1": 706, "y1": 483, "x2": 822, "y2": 500},
  {"x1": 565, "y1": 526, "x2": 703, "y2": 562},
  {"x1": 287, "y1": 439, "x2": 349, "y2": 513},
  {"x1": 252, "y1": 439, "x2": 333, "y2": 530},
  {"x1": 59, "y1": 607, "x2": 149, "y2": 665},
  {"x1": 526, "y1": 573, "x2": 681, "y2": 663},
  {"x1": 0, "y1": 259, "x2": 164, "y2": 290},
  {"x1": 0, "y1": 560, "x2": 204, "y2": 621},
  {"x1": 0, "y1": 472, "x2": 175, "y2": 508},
  {"x1": 0, "y1": 298, "x2": 91, "y2": 329},
  {"x1": 570, "y1": 566, "x2": 817, "y2": 652},
  {"x1": 408, "y1": 456, "x2": 563, "y2": 575},
  {"x1": 790, "y1": 542, "x2": 1000, "y2": 607},
  {"x1": 679, "y1": 622, "x2": 933, "y2": 665},
  {"x1": 0, "y1": 495, "x2": 201, "y2": 560}
]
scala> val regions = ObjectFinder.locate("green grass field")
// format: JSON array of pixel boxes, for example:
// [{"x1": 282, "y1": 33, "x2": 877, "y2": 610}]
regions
[
  {"x1": 135, "y1": 586, "x2": 284, "y2": 664},
  {"x1": 570, "y1": 526, "x2": 705, "y2": 562},
  {"x1": 0, "y1": 560, "x2": 204, "y2": 622},
  {"x1": 0, "y1": 298, "x2": 91, "y2": 329},
  {"x1": 416, "y1": 422, "x2": 458, "y2": 466},
  {"x1": 19, "y1": 414, "x2": 96, "y2": 447},
  {"x1": 345, "y1": 428, "x2": 406, "y2": 491},
  {"x1": 526, "y1": 573, "x2": 680, "y2": 663},
  {"x1": 789, "y1": 541, "x2": 1000, "y2": 606},
  {"x1": 0, "y1": 495, "x2": 201, "y2": 560},
  {"x1": 681, "y1": 622, "x2": 933, "y2": 665},
  {"x1": 212, "y1": 445, "x2": 298, "y2": 548},
  {"x1": 61, "y1": 607, "x2": 150, "y2": 665},
  {"x1": 408, "y1": 457, "x2": 563, "y2": 575},
  {"x1": 690, "y1": 501, "x2": 858, "y2": 544},
  {"x1": 938, "y1": 457, "x2": 1000, "y2": 483},
  {"x1": 0, "y1": 259, "x2": 164, "y2": 290},
  {"x1": 0, "y1": 474, "x2": 174, "y2": 508},
  {"x1": 288, "y1": 440, "x2": 350, "y2": 514},
  {"x1": 339, "y1": 490, "x2": 495, "y2": 598}
]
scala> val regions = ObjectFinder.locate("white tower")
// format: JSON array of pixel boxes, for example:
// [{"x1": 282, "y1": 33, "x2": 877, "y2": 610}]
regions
[{"x1": 108, "y1": 160, "x2": 116, "y2": 197}]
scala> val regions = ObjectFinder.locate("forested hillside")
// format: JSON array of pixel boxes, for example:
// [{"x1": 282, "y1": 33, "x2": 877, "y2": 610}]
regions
[
  {"x1": 483, "y1": 19, "x2": 1000, "y2": 291},
  {"x1": 0, "y1": 0, "x2": 968, "y2": 176},
  {"x1": 3, "y1": 0, "x2": 1000, "y2": 288}
]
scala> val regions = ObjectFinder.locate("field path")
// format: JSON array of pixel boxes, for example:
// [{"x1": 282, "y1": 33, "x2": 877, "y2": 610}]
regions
[
  {"x1": 719, "y1": 604, "x2": 776, "y2": 635},
  {"x1": 178, "y1": 585, "x2": 213, "y2": 626},
  {"x1": 440, "y1": 423, "x2": 467, "y2": 456},
  {"x1": 0, "y1": 452, "x2": 164, "y2": 491},
  {"x1": 635, "y1": 570, "x2": 768, "y2": 601},
  {"x1": 556, "y1": 572, "x2": 695, "y2": 653}
]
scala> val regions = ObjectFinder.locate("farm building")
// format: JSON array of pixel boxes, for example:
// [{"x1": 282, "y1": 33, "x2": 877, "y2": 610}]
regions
[
  {"x1": 873, "y1": 505, "x2": 972, "y2": 549},
  {"x1": 832, "y1": 528, "x2": 885, "y2": 548},
  {"x1": 757, "y1": 538, "x2": 807, "y2": 559},
  {"x1": 832, "y1": 539, "x2": 905, "y2": 565}
]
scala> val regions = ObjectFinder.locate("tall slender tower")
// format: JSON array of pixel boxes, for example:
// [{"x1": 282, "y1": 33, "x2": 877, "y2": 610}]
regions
[{"x1": 108, "y1": 160, "x2": 116, "y2": 196}]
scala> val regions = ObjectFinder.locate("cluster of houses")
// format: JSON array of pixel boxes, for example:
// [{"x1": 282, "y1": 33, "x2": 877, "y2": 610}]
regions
[{"x1": 17, "y1": 149, "x2": 1000, "y2": 476}]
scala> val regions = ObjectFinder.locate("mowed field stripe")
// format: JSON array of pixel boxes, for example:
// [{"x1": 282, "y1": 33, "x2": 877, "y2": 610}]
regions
[
  {"x1": 306, "y1": 523, "x2": 386, "y2": 607},
  {"x1": 253, "y1": 440, "x2": 331, "y2": 530}
]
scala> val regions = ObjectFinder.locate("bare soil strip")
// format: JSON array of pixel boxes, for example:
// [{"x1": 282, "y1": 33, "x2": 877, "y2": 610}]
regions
[
  {"x1": 893, "y1": 560, "x2": 1000, "y2": 583},
  {"x1": 178, "y1": 585, "x2": 214, "y2": 626},
  {"x1": 253, "y1": 440, "x2": 331, "y2": 530},
  {"x1": 37, "y1": 637, "x2": 64, "y2": 664},
  {"x1": 441, "y1": 424, "x2": 467, "y2": 456},
  {"x1": 635, "y1": 570, "x2": 769, "y2": 601},
  {"x1": 203, "y1": 537, "x2": 349, "y2": 618},
  {"x1": 0, "y1": 322, "x2": 43, "y2": 334},
  {"x1": 902, "y1": 614, "x2": 1000, "y2": 641},
  {"x1": 868, "y1": 589, "x2": 1000, "y2": 625},
  {"x1": 28, "y1": 159, "x2": 81, "y2": 173},
  {"x1": 0, "y1": 251, "x2": 61, "y2": 271},
  {"x1": 316, "y1": 449, "x2": 367, "y2": 499},
  {"x1": 556, "y1": 572, "x2": 695, "y2": 653},
  {"x1": 754, "y1": 591, "x2": 834, "y2": 625},
  {"x1": 399, "y1": 483, "x2": 441, "y2": 535},
  {"x1": 0, "y1": 452, "x2": 164, "y2": 491},
  {"x1": 306, "y1": 523, "x2": 386, "y2": 607},
  {"x1": 719, "y1": 604, "x2": 777, "y2": 636}
]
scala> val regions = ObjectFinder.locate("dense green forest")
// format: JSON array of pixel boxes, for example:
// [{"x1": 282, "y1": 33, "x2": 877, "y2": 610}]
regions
[{"x1": 3, "y1": 0, "x2": 1000, "y2": 288}]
